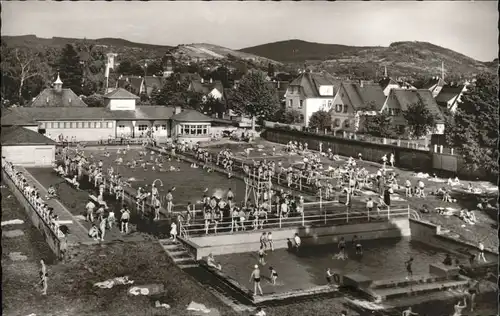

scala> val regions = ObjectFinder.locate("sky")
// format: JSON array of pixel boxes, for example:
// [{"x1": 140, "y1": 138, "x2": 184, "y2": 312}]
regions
[{"x1": 2, "y1": 1, "x2": 498, "y2": 61}]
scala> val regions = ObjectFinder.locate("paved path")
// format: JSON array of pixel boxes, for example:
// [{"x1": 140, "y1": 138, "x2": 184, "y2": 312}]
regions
[{"x1": 18, "y1": 167, "x2": 90, "y2": 246}]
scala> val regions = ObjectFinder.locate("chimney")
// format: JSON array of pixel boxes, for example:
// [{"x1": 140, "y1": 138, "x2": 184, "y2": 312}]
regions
[
  {"x1": 201, "y1": 78, "x2": 204, "y2": 83},
  {"x1": 174, "y1": 106, "x2": 182, "y2": 115},
  {"x1": 277, "y1": 81, "x2": 280, "y2": 89}
]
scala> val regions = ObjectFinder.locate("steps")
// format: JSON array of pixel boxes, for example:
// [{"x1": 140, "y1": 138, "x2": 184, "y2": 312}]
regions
[
  {"x1": 159, "y1": 239, "x2": 198, "y2": 269},
  {"x1": 361, "y1": 274, "x2": 469, "y2": 302}
]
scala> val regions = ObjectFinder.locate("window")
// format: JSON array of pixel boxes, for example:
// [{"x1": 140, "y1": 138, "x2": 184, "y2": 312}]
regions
[
  {"x1": 335, "y1": 104, "x2": 342, "y2": 113},
  {"x1": 299, "y1": 114, "x2": 304, "y2": 122},
  {"x1": 70, "y1": 122, "x2": 74, "y2": 128},
  {"x1": 289, "y1": 99, "x2": 293, "y2": 107},
  {"x1": 154, "y1": 125, "x2": 160, "y2": 131},
  {"x1": 344, "y1": 120, "x2": 350, "y2": 128},
  {"x1": 161, "y1": 125, "x2": 167, "y2": 130},
  {"x1": 333, "y1": 119, "x2": 341, "y2": 127},
  {"x1": 299, "y1": 100, "x2": 303, "y2": 109},
  {"x1": 202, "y1": 126, "x2": 208, "y2": 134},
  {"x1": 138, "y1": 124, "x2": 148, "y2": 131},
  {"x1": 75, "y1": 122, "x2": 80, "y2": 128},
  {"x1": 107, "y1": 122, "x2": 113, "y2": 129},
  {"x1": 178, "y1": 124, "x2": 209, "y2": 136},
  {"x1": 39, "y1": 122, "x2": 46, "y2": 129},
  {"x1": 63, "y1": 122, "x2": 68, "y2": 129},
  {"x1": 55, "y1": 122, "x2": 60, "y2": 129},
  {"x1": 343, "y1": 105, "x2": 348, "y2": 113},
  {"x1": 196, "y1": 125, "x2": 203, "y2": 134}
]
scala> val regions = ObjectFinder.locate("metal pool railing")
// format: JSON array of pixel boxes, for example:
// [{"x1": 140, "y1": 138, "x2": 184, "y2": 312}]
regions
[{"x1": 179, "y1": 206, "x2": 411, "y2": 238}]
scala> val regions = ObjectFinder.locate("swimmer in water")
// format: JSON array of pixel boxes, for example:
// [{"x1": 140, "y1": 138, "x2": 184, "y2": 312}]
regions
[
  {"x1": 269, "y1": 266, "x2": 278, "y2": 285},
  {"x1": 352, "y1": 235, "x2": 362, "y2": 255},
  {"x1": 405, "y1": 257, "x2": 414, "y2": 280},
  {"x1": 338, "y1": 237, "x2": 346, "y2": 259},
  {"x1": 401, "y1": 307, "x2": 418, "y2": 316},
  {"x1": 452, "y1": 298, "x2": 466, "y2": 316}
]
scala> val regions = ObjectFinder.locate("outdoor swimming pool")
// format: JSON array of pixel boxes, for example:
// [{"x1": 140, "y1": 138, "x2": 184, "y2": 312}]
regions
[
  {"x1": 213, "y1": 237, "x2": 473, "y2": 295},
  {"x1": 82, "y1": 147, "x2": 248, "y2": 207}
]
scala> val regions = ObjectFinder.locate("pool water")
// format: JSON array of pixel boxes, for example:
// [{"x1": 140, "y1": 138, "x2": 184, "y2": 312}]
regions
[
  {"x1": 214, "y1": 238, "x2": 472, "y2": 295},
  {"x1": 82, "y1": 148, "x2": 248, "y2": 207}
]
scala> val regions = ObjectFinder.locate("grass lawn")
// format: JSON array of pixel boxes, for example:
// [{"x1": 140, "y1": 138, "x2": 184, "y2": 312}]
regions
[{"x1": 202, "y1": 139, "x2": 499, "y2": 251}]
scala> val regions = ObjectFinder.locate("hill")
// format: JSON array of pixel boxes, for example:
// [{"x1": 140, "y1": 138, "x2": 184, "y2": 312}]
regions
[
  {"x1": 241, "y1": 40, "x2": 493, "y2": 78},
  {"x1": 170, "y1": 43, "x2": 280, "y2": 65},
  {"x1": 2, "y1": 35, "x2": 279, "y2": 65},
  {"x1": 240, "y1": 39, "x2": 376, "y2": 63}
]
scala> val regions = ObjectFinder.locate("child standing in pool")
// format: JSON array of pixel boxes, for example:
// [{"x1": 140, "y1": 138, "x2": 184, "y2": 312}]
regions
[
  {"x1": 258, "y1": 246, "x2": 266, "y2": 265},
  {"x1": 269, "y1": 266, "x2": 278, "y2": 285},
  {"x1": 250, "y1": 265, "x2": 263, "y2": 296},
  {"x1": 267, "y1": 232, "x2": 274, "y2": 251},
  {"x1": 405, "y1": 257, "x2": 414, "y2": 280},
  {"x1": 260, "y1": 232, "x2": 268, "y2": 250},
  {"x1": 338, "y1": 237, "x2": 346, "y2": 259}
]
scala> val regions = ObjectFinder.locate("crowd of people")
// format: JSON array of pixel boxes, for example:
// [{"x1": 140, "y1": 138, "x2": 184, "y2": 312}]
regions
[{"x1": 2, "y1": 159, "x2": 65, "y2": 239}]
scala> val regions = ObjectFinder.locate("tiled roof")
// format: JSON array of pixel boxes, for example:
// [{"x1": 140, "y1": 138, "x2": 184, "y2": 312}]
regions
[
  {"x1": 1, "y1": 108, "x2": 37, "y2": 126},
  {"x1": 391, "y1": 89, "x2": 445, "y2": 123},
  {"x1": 340, "y1": 82, "x2": 387, "y2": 111},
  {"x1": 117, "y1": 77, "x2": 144, "y2": 94},
  {"x1": 418, "y1": 77, "x2": 446, "y2": 90},
  {"x1": 144, "y1": 76, "x2": 164, "y2": 90},
  {"x1": 171, "y1": 109, "x2": 212, "y2": 122},
  {"x1": 179, "y1": 73, "x2": 202, "y2": 82},
  {"x1": 189, "y1": 80, "x2": 224, "y2": 96},
  {"x1": 1, "y1": 126, "x2": 57, "y2": 146},
  {"x1": 29, "y1": 88, "x2": 88, "y2": 108},
  {"x1": 288, "y1": 72, "x2": 341, "y2": 98},
  {"x1": 104, "y1": 88, "x2": 139, "y2": 99},
  {"x1": 378, "y1": 77, "x2": 399, "y2": 90},
  {"x1": 435, "y1": 85, "x2": 465, "y2": 105},
  {"x1": 11, "y1": 105, "x2": 192, "y2": 121}
]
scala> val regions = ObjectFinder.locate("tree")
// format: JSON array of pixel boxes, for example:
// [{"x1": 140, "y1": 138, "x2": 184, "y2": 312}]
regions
[
  {"x1": 58, "y1": 44, "x2": 83, "y2": 95},
  {"x1": 267, "y1": 63, "x2": 275, "y2": 78},
  {"x1": 445, "y1": 73, "x2": 499, "y2": 175},
  {"x1": 231, "y1": 72, "x2": 280, "y2": 130},
  {"x1": 146, "y1": 60, "x2": 163, "y2": 76},
  {"x1": 279, "y1": 109, "x2": 302, "y2": 124},
  {"x1": 116, "y1": 60, "x2": 143, "y2": 76},
  {"x1": 202, "y1": 95, "x2": 226, "y2": 117},
  {"x1": 152, "y1": 75, "x2": 203, "y2": 110},
  {"x1": 309, "y1": 110, "x2": 332, "y2": 131},
  {"x1": 402, "y1": 100, "x2": 436, "y2": 139},
  {"x1": 82, "y1": 94, "x2": 105, "y2": 107},
  {"x1": 361, "y1": 112, "x2": 398, "y2": 138},
  {"x1": 1, "y1": 46, "x2": 49, "y2": 105}
]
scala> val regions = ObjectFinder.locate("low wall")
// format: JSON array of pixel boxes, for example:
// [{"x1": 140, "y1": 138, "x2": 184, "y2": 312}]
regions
[
  {"x1": 263, "y1": 128, "x2": 432, "y2": 172},
  {"x1": 184, "y1": 218, "x2": 410, "y2": 260},
  {"x1": 409, "y1": 219, "x2": 498, "y2": 259},
  {"x1": 1, "y1": 169, "x2": 63, "y2": 258}
]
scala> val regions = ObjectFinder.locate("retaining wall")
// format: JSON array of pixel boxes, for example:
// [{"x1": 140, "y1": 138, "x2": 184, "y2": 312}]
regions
[
  {"x1": 182, "y1": 218, "x2": 411, "y2": 260},
  {"x1": 409, "y1": 219, "x2": 498, "y2": 261},
  {"x1": 1, "y1": 169, "x2": 63, "y2": 258},
  {"x1": 263, "y1": 128, "x2": 432, "y2": 171}
]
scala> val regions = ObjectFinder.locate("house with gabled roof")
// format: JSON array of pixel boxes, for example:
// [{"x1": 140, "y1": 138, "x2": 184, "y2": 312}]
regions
[
  {"x1": 434, "y1": 83, "x2": 468, "y2": 113},
  {"x1": 379, "y1": 77, "x2": 416, "y2": 97},
  {"x1": 188, "y1": 78, "x2": 224, "y2": 101},
  {"x1": 284, "y1": 71, "x2": 341, "y2": 127},
  {"x1": 331, "y1": 81, "x2": 386, "y2": 131},
  {"x1": 417, "y1": 76, "x2": 447, "y2": 98},
  {"x1": 381, "y1": 89, "x2": 445, "y2": 135},
  {"x1": 116, "y1": 76, "x2": 144, "y2": 95},
  {"x1": 2, "y1": 75, "x2": 215, "y2": 143},
  {"x1": 1, "y1": 126, "x2": 57, "y2": 167}
]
